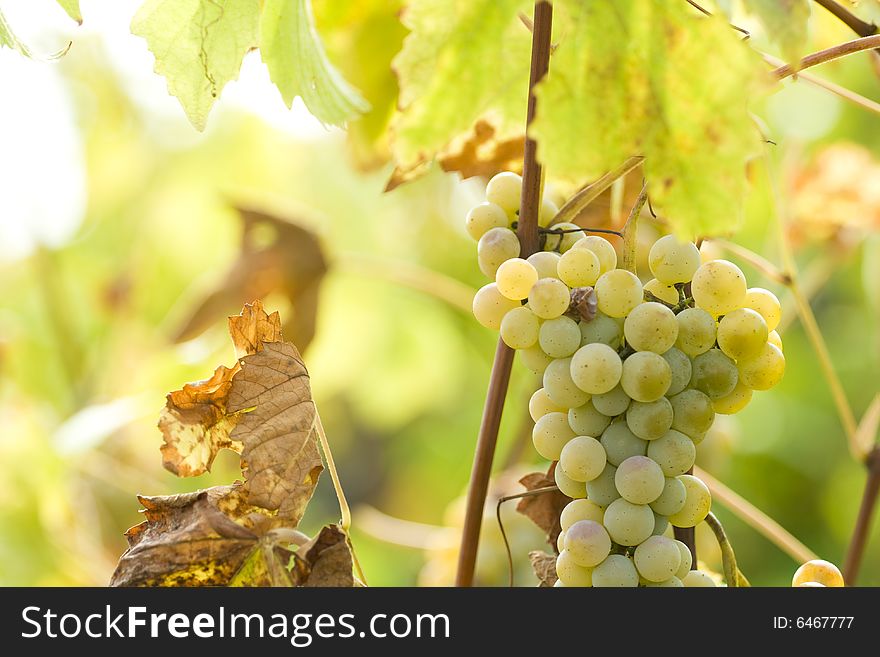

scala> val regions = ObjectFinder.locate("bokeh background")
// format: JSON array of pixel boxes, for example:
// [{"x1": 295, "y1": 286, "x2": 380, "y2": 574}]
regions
[{"x1": 1, "y1": 0, "x2": 878, "y2": 586}]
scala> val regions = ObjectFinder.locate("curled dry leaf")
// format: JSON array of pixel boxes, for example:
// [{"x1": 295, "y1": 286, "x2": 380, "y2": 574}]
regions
[
  {"x1": 569, "y1": 287, "x2": 598, "y2": 323},
  {"x1": 529, "y1": 551, "x2": 558, "y2": 587},
  {"x1": 515, "y1": 469, "x2": 568, "y2": 550},
  {"x1": 291, "y1": 525, "x2": 358, "y2": 587}
]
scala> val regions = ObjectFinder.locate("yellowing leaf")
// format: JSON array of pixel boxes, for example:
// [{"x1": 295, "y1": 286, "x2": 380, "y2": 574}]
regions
[
  {"x1": 57, "y1": 0, "x2": 82, "y2": 24},
  {"x1": 260, "y1": 0, "x2": 369, "y2": 126},
  {"x1": 743, "y1": 0, "x2": 811, "y2": 67}
]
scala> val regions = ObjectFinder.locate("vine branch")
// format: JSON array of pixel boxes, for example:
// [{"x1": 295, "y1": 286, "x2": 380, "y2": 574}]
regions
[
  {"x1": 772, "y1": 35, "x2": 880, "y2": 80},
  {"x1": 813, "y1": 0, "x2": 877, "y2": 38},
  {"x1": 843, "y1": 445, "x2": 880, "y2": 585}
]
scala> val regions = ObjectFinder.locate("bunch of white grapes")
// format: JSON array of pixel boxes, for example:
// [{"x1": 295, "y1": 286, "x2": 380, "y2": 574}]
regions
[{"x1": 468, "y1": 171, "x2": 785, "y2": 587}]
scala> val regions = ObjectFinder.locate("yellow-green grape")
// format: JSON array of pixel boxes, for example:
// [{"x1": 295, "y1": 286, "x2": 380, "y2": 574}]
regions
[
  {"x1": 555, "y1": 465, "x2": 586, "y2": 498},
  {"x1": 560, "y1": 499, "x2": 605, "y2": 532},
  {"x1": 615, "y1": 455, "x2": 665, "y2": 504},
  {"x1": 647, "y1": 430, "x2": 696, "y2": 477},
  {"x1": 662, "y1": 347, "x2": 692, "y2": 395},
  {"x1": 557, "y1": 531, "x2": 566, "y2": 553},
  {"x1": 544, "y1": 357, "x2": 590, "y2": 407},
  {"x1": 645, "y1": 576, "x2": 683, "y2": 587},
  {"x1": 626, "y1": 398, "x2": 673, "y2": 441},
  {"x1": 652, "y1": 512, "x2": 669, "y2": 536},
  {"x1": 580, "y1": 312, "x2": 622, "y2": 348},
  {"x1": 564, "y1": 520, "x2": 612, "y2": 567},
  {"x1": 485, "y1": 171, "x2": 522, "y2": 216},
  {"x1": 499, "y1": 306, "x2": 540, "y2": 349},
  {"x1": 465, "y1": 202, "x2": 508, "y2": 241},
  {"x1": 585, "y1": 463, "x2": 621, "y2": 506},
  {"x1": 792, "y1": 560, "x2": 845, "y2": 588},
  {"x1": 592, "y1": 384, "x2": 631, "y2": 416},
  {"x1": 539, "y1": 316, "x2": 582, "y2": 358},
  {"x1": 570, "y1": 343, "x2": 623, "y2": 394},
  {"x1": 557, "y1": 248, "x2": 601, "y2": 288},
  {"x1": 673, "y1": 539, "x2": 693, "y2": 579},
  {"x1": 623, "y1": 302, "x2": 679, "y2": 353},
  {"x1": 560, "y1": 436, "x2": 607, "y2": 482},
  {"x1": 528, "y1": 387, "x2": 565, "y2": 422},
  {"x1": 592, "y1": 554, "x2": 638, "y2": 587},
  {"x1": 744, "y1": 287, "x2": 781, "y2": 332},
  {"x1": 712, "y1": 381, "x2": 753, "y2": 415},
  {"x1": 477, "y1": 227, "x2": 521, "y2": 278},
  {"x1": 528, "y1": 277, "x2": 571, "y2": 319},
  {"x1": 532, "y1": 412, "x2": 575, "y2": 461},
  {"x1": 527, "y1": 251, "x2": 560, "y2": 279},
  {"x1": 600, "y1": 419, "x2": 648, "y2": 466},
  {"x1": 690, "y1": 349, "x2": 738, "y2": 400},
  {"x1": 669, "y1": 474, "x2": 711, "y2": 528},
  {"x1": 472, "y1": 283, "x2": 520, "y2": 330},
  {"x1": 738, "y1": 343, "x2": 785, "y2": 390},
  {"x1": 650, "y1": 477, "x2": 687, "y2": 517},
  {"x1": 595, "y1": 269, "x2": 643, "y2": 318},
  {"x1": 717, "y1": 308, "x2": 768, "y2": 360},
  {"x1": 644, "y1": 278, "x2": 680, "y2": 305},
  {"x1": 539, "y1": 198, "x2": 559, "y2": 227},
  {"x1": 675, "y1": 308, "x2": 717, "y2": 356},
  {"x1": 495, "y1": 257, "x2": 539, "y2": 301},
  {"x1": 682, "y1": 570, "x2": 716, "y2": 587},
  {"x1": 669, "y1": 389, "x2": 715, "y2": 440},
  {"x1": 768, "y1": 329, "x2": 783, "y2": 350},
  {"x1": 691, "y1": 259, "x2": 747, "y2": 316},
  {"x1": 575, "y1": 236, "x2": 618, "y2": 274},
  {"x1": 648, "y1": 235, "x2": 701, "y2": 284},
  {"x1": 620, "y1": 351, "x2": 672, "y2": 402},
  {"x1": 603, "y1": 498, "x2": 655, "y2": 546},
  {"x1": 555, "y1": 549, "x2": 593, "y2": 587},
  {"x1": 520, "y1": 344, "x2": 553, "y2": 374},
  {"x1": 634, "y1": 535, "x2": 682, "y2": 582},
  {"x1": 569, "y1": 400, "x2": 612, "y2": 437}
]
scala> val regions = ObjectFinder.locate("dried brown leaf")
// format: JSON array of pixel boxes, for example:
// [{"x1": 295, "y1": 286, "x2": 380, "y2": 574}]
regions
[
  {"x1": 229, "y1": 302, "x2": 282, "y2": 359},
  {"x1": 516, "y1": 470, "x2": 567, "y2": 549},
  {"x1": 529, "y1": 550, "x2": 558, "y2": 587},
  {"x1": 292, "y1": 525, "x2": 357, "y2": 587},
  {"x1": 570, "y1": 287, "x2": 598, "y2": 323}
]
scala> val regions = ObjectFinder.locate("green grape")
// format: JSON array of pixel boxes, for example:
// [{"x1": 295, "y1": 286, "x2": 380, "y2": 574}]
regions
[
  {"x1": 557, "y1": 248, "x2": 601, "y2": 288},
  {"x1": 675, "y1": 308, "x2": 717, "y2": 356},
  {"x1": 645, "y1": 576, "x2": 683, "y2": 587},
  {"x1": 662, "y1": 347, "x2": 692, "y2": 396},
  {"x1": 560, "y1": 436, "x2": 607, "y2": 482},
  {"x1": 570, "y1": 343, "x2": 623, "y2": 394},
  {"x1": 673, "y1": 540, "x2": 693, "y2": 579},
  {"x1": 647, "y1": 430, "x2": 696, "y2": 477},
  {"x1": 499, "y1": 306, "x2": 540, "y2": 349},
  {"x1": 539, "y1": 198, "x2": 559, "y2": 227},
  {"x1": 555, "y1": 549, "x2": 593, "y2": 587},
  {"x1": 568, "y1": 400, "x2": 612, "y2": 437},
  {"x1": 495, "y1": 257, "x2": 539, "y2": 301},
  {"x1": 527, "y1": 251, "x2": 560, "y2": 279},
  {"x1": 620, "y1": 351, "x2": 672, "y2": 402},
  {"x1": 532, "y1": 412, "x2": 575, "y2": 461},
  {"x1": 595, "y1": 269, "x2": 643, "y2": 318},
  {"x1": 574, "y1": 236, "x2": 618, "y2": 274},
  {"x1": 744, "y1": 287, "x2": 781, "y2": 331},
  {"x1": 528, "y1": 387, "x2": 565, "y2": 422},
  {"x1": 691, "y1": 259, "x2": 747, "y2": 316},
  {"x1": 485, "y1": 171, "x2": 522, "y2": 216},
  {"x1": 539, "y1": 316, "x2": 581, "y2": 358},
  {"x1": 626, "y1": 398, "x2": 674, "y2": 441},
  {"x1": 634, "y1": 535, "x2": 682, "y2": 582},
  {"x1": 768, "y1": 329, "x2": 783, "y2": 351},
  {"x1": 712, "y1": 380, "x2": 753, "y2": 415},
  {"x1": 600, "y1": 419, "x2": 648, "y2": 466},
  {"x1": 650, "y1": 477, "x2": 687, "y2": 516},
  {"x1": 555, "y1": 465, "x2": 586, "y2": 498},
  {"x1": 644, "y1": 278, "x2": 680, "y2": 305},
  {"x1": 478, "y1": 227, "x2": 521, "y2": 278},
  {"x1": 591, "y1": 555, "x2": 638, "y2": 587},
  {"x1": 615, "y1": 455, "x2": 665, "y2": 504},
  {"x1": 528, "y1": 277, "x2": 571, "y2": 319},
  {"x1": 603, "y1": 498, "x2": 655, "y2": 546},
  {"x1": 717, "y1": 308, "x2": 768, "y2": 360},
  {"x1": 520, "y1": 344, "x2": 553, "y2": 374},
  {"x1": 585, "y1": 463, "x2": 621, "y2": 506},
  {"x1": 738, "y1": 342, "x2": 785, "y2": 390},
  {"x1": 544, "y1": 357, "x2": 590, "y2": 407},
  {"x1": 564, "y1": 520, "x2": 612, "y2": 567},
  {"x1": 465, "y1": 202, "x2": 508, "y2": 241},
  {"x1": 669, "y1": 474, "x2": 711, "y2": 528},
  {"x1": 682, "y1": 570, "x2": 716, "y2": 587},
  {"x1": 652, "y1": 512, "x2": 669, "y2": 536},
  {"x1": 648, "y1": 235, "x2": 701, "y2": 285},
  {"x1": 560, "y1": 499, "x2": 605, "y2": 532},
  {"x1": 472, "y1": 283, "x2": 520, "y2": 330},
  {"x1": 623, "y1": 302, "x2": 679, "y2": 353},
  {"x1": 592, "y1": 384, "x2": 631, "y2": 416},
  {"x1": 557, "y1": 531, "x2": 566, "y2": 553},
  {"x1": 579, "y1": 312, "x2": 622, "y2": 348},
  {"x1": 669, "y1": 389, "x2": 715, "y2": 440},
  {"x1": 690, "y1": 349, "x2": 738, "y2": 400}
]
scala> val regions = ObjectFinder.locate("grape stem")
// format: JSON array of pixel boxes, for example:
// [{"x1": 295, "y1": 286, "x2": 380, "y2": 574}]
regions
[
  {"x1": 539, "y1": 226, "x2": 623, "y2": 237},
  {"x1": 843, "y1": 445, "x2": 880, "y2": 585},
  {"x1": 704, "y1": 512, "x2": 748, "y2": 587},
  {"x1": 496, "y1": 485, "x2": 560, "y2": 587},
  {"x1": 771, "y1": 35, "x2": 880, "y2": 80},
  {"x1": 813, "y1": 0, "x2": 878, "y2": 39}
]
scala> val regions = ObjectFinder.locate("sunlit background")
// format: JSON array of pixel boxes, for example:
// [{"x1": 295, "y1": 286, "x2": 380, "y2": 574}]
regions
[{"x1": 1, "y1": 0, "x2": 878, "y2": 586}]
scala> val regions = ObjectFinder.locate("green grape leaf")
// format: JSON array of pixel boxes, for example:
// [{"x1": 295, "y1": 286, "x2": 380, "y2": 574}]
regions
[
  {"x1": 743, "y1": 0, "x2": 811, "y2": 66},
  {"x1": 57, "y1": 0, "x2": 83, "y2": 24},
  {"x1": 131, "y1": 0, "x2": 260, "y2": 131},
  {"x1": 532, "y1": 0, "x2": 768, "y2": 239},
  {"x1": 261, "y1": 0, "x2": 369, "y2": 127}
]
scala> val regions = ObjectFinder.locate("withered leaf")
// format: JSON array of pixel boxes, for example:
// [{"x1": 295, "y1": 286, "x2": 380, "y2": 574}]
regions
[
  {"x1": 529, "y1": 551, "x2": 558, "y2": 588},
  {"x1": 516, "y1": 470, "x2": 568, "y2": 550},
  {"x1": 229, "y1": 302, "x2": 283, "y2": 359},
  {"x1": 291, "y1": 525, "x2": 357, "y2": 587},
  {"x1": 569, "y1": 287, "x2": 598, "y2": 323}
]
